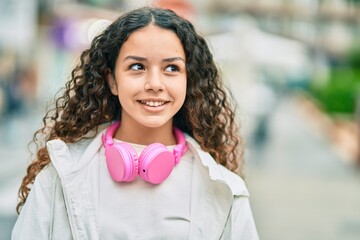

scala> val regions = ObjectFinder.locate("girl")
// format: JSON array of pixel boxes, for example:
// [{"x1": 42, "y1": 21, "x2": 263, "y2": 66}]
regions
[{"x1": 12, "y1": 7, "x2": 259, "y2": 240}]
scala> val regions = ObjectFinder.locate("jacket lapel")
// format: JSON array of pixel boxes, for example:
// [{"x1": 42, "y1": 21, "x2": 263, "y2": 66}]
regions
[
  {"x1": 47, "y1": 130, "x2": 106, "y2": 240},
  {"x1": 188, "y1": 143, "x2": 234, "y2": 240}
]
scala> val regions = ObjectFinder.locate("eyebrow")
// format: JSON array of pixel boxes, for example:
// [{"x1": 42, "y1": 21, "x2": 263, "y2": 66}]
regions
[
  {"x1": 163, "y1": 57, "x2": 185, "y2": 63},
  {"x1": 123, "y1": 55, "x2": 185, "y2": 63}
]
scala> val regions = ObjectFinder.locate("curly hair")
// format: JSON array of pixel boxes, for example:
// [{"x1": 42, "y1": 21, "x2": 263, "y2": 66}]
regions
[{"x1": 16, "y1": 7, "x2": 244, "y2": 213}]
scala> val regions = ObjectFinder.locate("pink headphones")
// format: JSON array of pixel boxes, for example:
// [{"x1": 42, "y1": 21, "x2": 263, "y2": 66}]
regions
[{"x1": 102, "y1": 121, "x2": 188, "y2": 184}]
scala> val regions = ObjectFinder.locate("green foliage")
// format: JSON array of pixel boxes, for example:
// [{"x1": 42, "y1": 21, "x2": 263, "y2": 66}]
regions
[
  {"x1": 310, "y1": 68, "x2": 360, "y2": 115},
  {"x1": 309, "y1": 43, "x2": 360, "y2": 115},
  {"x1": 345, "y1": 0, "x2": 360, "y2": 4},
  {"x1": 347, "y1": 46, "x2": 360, "y2": 68}
]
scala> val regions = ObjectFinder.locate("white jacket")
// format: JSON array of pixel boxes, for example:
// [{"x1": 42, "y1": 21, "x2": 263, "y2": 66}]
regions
[{"x1": 12, "y1": 127, "x2": 259, "y2": 240}]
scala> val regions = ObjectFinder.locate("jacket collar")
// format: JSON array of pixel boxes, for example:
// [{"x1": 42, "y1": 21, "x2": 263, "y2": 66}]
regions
[
  {"x1": 185, "y1": 137, "x2": 249, "y2": 239},
  {"x1": 47, "y1": 126, "x2": 249, "y2": 239},
  {"x1": 46, "y1": 125, "x2": 107, "y2": 178},
  {"x1": 47, "y1": 128, "x2": 249, "y2": 197},
  {"x1": 185, "y1": 136, "x2": 249, "y2": 197}
]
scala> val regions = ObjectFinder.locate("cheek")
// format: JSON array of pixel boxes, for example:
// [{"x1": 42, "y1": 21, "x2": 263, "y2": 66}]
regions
[
  {"x1": 117, "y1": 86, "x2": 132, "y2": 105},
  {"x1": 177, "y1": 79, "x2": 187, "y2": 103},
  {"x1": 116, "y1": 77, "x2": 137, "y2": 94},
  {"x1": 181, "y1": 83, "x2": 187, "y2": 98},
  {"x1": 116, "y1": 78, "x2": 141, "y2": 107}
]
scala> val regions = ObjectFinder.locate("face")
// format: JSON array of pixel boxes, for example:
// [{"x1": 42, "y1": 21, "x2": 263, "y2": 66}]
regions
[{"x1": 107, "y1": 24, "x2": 187, "y2": 131}]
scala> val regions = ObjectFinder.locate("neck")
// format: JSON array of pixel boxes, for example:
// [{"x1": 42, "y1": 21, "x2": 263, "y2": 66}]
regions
[{"x1": 113, "y1": 121, "x2": 177, "y2": 146}]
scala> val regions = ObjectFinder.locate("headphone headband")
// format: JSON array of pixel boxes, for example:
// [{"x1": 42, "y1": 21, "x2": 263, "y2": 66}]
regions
[{"x1": 102, "y1": 121, "x2": 188, "y2": 164}]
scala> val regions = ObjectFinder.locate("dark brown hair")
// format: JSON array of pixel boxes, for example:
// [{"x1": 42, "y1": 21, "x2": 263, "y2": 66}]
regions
[{"x1": 16, "y1": 7, "x2": 243, "y2": 213}]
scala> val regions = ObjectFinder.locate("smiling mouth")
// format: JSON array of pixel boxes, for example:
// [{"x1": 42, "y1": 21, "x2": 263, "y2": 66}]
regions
[{"x1": 138, "y1": 100, "x2": 168, "y2": 107}]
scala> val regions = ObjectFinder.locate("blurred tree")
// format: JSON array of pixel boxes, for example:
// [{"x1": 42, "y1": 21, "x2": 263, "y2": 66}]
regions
[
  {"x1": 77, "y1": 0, "x2": 123, "y2": 8},
  {"x1": 345, "y1": 0, "x2": 360, "y2": 3},
  {"x1": 310, "y1": 45, "x2": 360, "y2": 115}
]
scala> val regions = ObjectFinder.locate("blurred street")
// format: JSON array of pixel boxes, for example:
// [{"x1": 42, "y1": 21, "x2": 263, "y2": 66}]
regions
[
  {"x1": 245, "y1": 94, "x2": 360, "y2": 240},
  {"x1": 0, "y1": 110, "x2": 42, "y2": 240},
  {"x1": 1, "y1": 1, "x2": 360, "y2": 240},
  {"x1": 0, "y1": 93, "x2": 359, "y2": 240}
]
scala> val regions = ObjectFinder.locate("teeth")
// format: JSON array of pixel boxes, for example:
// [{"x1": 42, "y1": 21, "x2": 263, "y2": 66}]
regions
[{"x1": 141, "y1": 101, "x2": 166, "y2": 107}]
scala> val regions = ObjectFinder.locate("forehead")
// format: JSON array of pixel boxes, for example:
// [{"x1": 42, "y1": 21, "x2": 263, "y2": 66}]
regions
[{"x1": 118, "y1": 24, "x2": 185, "y2": 58}]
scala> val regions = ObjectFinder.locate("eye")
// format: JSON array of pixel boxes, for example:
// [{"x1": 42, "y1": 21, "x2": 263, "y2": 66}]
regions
[
  {"x1": 164, "y1": 65, "x2": 180, "y2": 72},
  {"x1": 129, "y1": 63, "x2": 145, "y2": 71}
]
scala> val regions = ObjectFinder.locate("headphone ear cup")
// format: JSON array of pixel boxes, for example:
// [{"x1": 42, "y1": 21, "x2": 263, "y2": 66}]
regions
[
  {"x1": 139, "y1": 143, "x2": 175, "y2": 184},
  {"x1": 105, "y1": 142, "x2": 139, "y2": 182}
]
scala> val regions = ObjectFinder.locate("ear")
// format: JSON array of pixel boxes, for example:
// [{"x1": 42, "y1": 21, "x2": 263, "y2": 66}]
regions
[{"x1": 106, "y1": 69, "x2": 118, "y2": 96}]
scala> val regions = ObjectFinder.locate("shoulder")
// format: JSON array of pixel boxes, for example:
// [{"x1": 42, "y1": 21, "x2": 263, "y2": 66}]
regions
[
  {"x1": 46, "y1": 124, "x2": 108, "y2": 177},
  {"x1": 185, "y1": 135, "x2": 250, "y2": 197},
  {"x1": 34, "y1": 163, "x2": 59, "y2": 187},
  {"x1": 17, "y1": 163, "x2": 59, "y2": 215}
]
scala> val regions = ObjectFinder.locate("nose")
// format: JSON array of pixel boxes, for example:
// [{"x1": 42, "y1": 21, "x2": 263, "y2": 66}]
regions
[{"x1": 144, "y1": 70, "x2": 164, "y2": 92}]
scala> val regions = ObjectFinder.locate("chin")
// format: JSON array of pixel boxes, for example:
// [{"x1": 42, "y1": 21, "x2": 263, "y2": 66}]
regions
[{"x1": 137, "y1": 118, "x2": 173, "y2": 129}]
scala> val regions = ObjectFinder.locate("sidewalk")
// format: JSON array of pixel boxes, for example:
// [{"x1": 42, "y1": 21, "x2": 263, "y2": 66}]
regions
[{"x1": 245, "y1": 94, "x2": 360, "y2": 240}]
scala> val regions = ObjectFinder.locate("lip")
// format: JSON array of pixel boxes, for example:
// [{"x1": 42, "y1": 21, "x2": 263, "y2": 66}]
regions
[{"x1": 137, "y1": 99, "x2": 170, "y2": 112}]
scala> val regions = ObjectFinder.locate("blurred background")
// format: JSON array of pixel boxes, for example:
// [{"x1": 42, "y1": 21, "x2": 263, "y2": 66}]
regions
[{"x1": 0, "y1": 0, "x2": 360, "y2": 239}]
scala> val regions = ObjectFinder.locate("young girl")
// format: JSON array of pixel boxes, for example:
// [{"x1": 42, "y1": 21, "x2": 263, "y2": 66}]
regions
[{"x1": 12, "y1": 7, "x2": 259, "y2": 240}]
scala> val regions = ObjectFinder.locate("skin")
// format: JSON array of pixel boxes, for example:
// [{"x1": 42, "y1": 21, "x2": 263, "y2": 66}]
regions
[{"x1": 107, "y1": 24, "x2": 187, "y2": 146}]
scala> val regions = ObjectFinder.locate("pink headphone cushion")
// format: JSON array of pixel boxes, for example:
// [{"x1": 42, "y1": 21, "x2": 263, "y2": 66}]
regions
[
  {"x1": 139, "y1": 143, "x2": 175, "y2": 184},
  {"x1": 105, "y1": 142, "x2": 138, "y2": 182}
]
